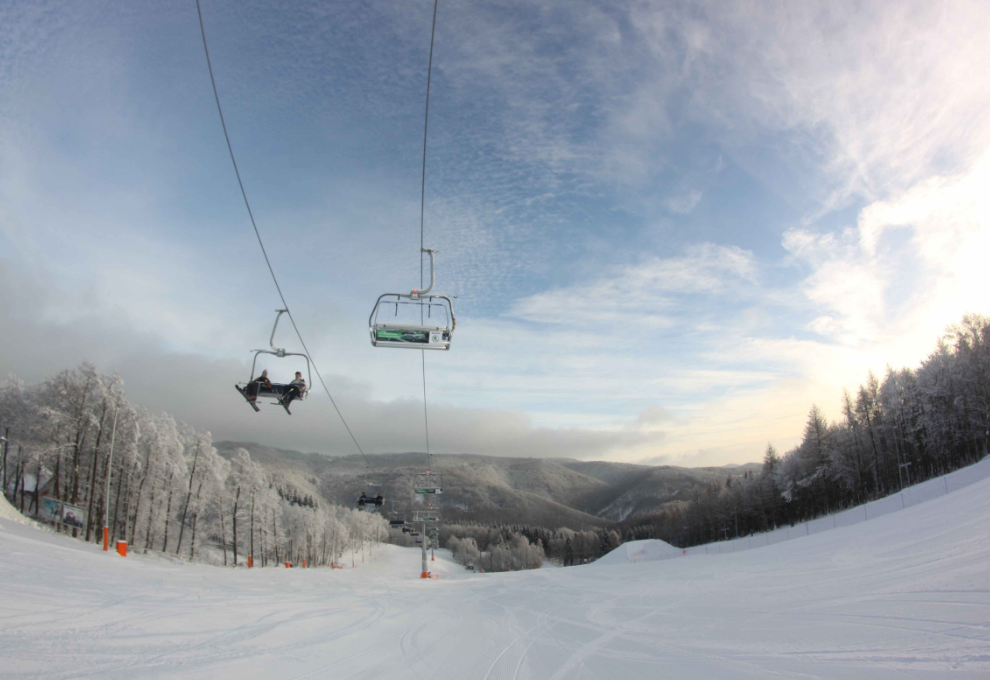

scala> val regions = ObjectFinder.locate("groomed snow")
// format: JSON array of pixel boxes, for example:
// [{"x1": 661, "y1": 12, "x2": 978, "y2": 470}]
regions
[{"x1": 2, "y1": 476, "x2": 989, "y2": 679}]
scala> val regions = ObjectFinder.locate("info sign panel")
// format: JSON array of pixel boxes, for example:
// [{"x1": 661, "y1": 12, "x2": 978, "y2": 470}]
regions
[
  {"x1": 39, "y1": 497, "x2": 61, "y2": 523},
  {"x1": 39, "y1": 498, "x2": 87, "y2": 529},
  {"x1": 376, "y1": 329, "x2": 428, "y2": 344}
]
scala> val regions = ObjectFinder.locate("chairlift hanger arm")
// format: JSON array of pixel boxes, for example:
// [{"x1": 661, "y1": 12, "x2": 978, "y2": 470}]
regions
[
  {"x1": 270, "y1": 309, "x2": 288, "y2": 354},
  {"x1": 413, "y1": 248, "x2": 437, "y2": 298}
]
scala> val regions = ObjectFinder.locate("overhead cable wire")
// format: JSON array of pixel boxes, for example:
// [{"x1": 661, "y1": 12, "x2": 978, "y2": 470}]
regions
[
  {"x1": 419, "y1": 0, "x2": 439, "y2": 472},
  {"x1": 195, "y1": 0, "x2": 371, "y2": 465}
]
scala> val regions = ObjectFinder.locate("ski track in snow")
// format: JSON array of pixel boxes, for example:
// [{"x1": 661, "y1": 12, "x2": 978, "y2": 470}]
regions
[{"x1": 2, "y1": 477, "x2": 990, "y2": 679}]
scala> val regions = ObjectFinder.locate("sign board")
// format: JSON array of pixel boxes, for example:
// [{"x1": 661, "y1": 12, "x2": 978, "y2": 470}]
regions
[
  {"x1": 376, "y1": 329, "x2": 428, "y2": 344},
  {"x1": 39, "y1": 497, "x2": 62, "y2": 523},
  {"x1": 39, "y1": 498, "x2": 87, "y2": 529}
]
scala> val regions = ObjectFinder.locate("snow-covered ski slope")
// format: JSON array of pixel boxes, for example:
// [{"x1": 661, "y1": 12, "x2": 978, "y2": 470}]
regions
[
  {"x1": 2, "y1": 476, "x2": 989, "y2": 679},
  {"x1": 602, "y1": 456, "x2": 990, "y2": 566}
]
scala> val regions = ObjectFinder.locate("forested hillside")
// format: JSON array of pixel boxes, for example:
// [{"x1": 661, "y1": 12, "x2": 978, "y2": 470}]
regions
[
  {"x1": 0, "y1": 367, "x2": 386, "y2": 568},
  {"x1": 213, "y1": 443, "x2": 753, "y2": 530},
  {"x1": 622, "y1": 314, "x2": 990, "y2": 547}
]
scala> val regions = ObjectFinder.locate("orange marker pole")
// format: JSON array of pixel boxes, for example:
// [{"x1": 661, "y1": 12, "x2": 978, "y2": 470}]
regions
[
  {"x1": 102, "y1": 406, "x2": 120, "y2": 554},
  {"x1": 248, "y1": 555, "x2": 253, "y2": 568}
]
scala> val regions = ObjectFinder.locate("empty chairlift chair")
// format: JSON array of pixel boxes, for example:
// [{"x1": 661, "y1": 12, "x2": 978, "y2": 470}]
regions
[
  {"x1": 369, "y1": 249, "x2": 455, "y2": 351},
  {"x1": 414, "y1": 472, "x2": 443, "y2": 496}
]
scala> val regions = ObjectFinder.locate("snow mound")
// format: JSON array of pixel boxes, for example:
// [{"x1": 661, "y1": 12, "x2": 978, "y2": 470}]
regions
[
  {"x1": 0, "y1": 493, "x2": 34, "y2": 527},
  {"x1": 596, "y1": 538, "x2": 681, "y2": 565}
]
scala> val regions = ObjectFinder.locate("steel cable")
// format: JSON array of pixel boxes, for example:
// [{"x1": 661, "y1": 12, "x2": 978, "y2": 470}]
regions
[
  {"x1": 419, "y1": 0, "x2": 439, "y2": 473},
  {"x1": 195, "y1": 0, "x2": 371, "y2": 465}
]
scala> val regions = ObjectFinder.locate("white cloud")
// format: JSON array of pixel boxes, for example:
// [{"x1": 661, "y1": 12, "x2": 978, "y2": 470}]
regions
[
  {"x1": 664, "y1": 189, "x2": 703, "y2": 215},
  {"x1": 507, "y1": 243, "x2": 757, "y2": 327},
  {"x1": 783, "y1": 151, "x2": 990, "y2": 358},
  {"x1": 613, "y1": 0, "x2": 990, "y2": 207},
  {"x1": 783, "y1": 227, "x2": 887, "y2": 345}
]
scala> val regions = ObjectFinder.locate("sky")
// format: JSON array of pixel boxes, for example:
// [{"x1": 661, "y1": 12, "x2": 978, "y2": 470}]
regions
[{"x1": 1, "y1": 0, "x2": 988, "y2": 465}]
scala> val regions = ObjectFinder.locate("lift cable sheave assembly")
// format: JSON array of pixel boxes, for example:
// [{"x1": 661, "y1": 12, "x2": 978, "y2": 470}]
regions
[{"x1": 195, "y1": 0, "x2": 373, "y2": 467}]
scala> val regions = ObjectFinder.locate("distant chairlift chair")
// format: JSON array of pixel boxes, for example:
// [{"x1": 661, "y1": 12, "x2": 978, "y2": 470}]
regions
[
  {"x1": 357, "y1": 494, "x2": 385, "y2": 510},
  {"x1": 414, "y1": 472, "x2": 443, "y2": 496}
]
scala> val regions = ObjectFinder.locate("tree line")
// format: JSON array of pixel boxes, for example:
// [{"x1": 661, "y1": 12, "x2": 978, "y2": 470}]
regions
[
  {"x1": 440, "y1": 522, "x2": 622, "y2": 570},
  {"x1": 0, "y1": 363, "x2": 388, "y2": 567},
  {"x1": 622, "y1": 314, "x2": 990, "y2": 547}
]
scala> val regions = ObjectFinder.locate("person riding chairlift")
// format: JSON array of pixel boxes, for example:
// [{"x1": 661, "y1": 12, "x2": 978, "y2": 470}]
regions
[
  {"x1": 358, "y1": 492, "x2": 368, "y2": 507},
  {"x1": 245, "y1": 369, "x2": 272, "y2": 401},
  {"x1": 284, "y1": 371, "x2": 306, "y2": 406},
  {"x1": 376, "y1": 492, "x2": 384, "y2": 507}
]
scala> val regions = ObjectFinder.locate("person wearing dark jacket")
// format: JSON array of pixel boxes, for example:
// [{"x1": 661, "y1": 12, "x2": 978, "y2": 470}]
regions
[{"x1": 246, "y1": 370, "x2": 272, "y2": 400}]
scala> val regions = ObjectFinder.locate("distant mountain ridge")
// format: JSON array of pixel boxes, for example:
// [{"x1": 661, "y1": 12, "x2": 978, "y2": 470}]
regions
[{"x1": 215, "y1": 441, "x2": 759, "y2": 529}]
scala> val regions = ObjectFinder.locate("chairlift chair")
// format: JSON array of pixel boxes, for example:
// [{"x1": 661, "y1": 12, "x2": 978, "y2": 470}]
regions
[
  {"x1": 413, "y1": 510, "x2": 440, "y2": 523},
  {"x1": 235, "y1": 310, "x2": 312, "y2": 415},
  {"x1": 356, "y1": 466, "x2": 386, "y2": 510},
  {"x1": 369, "y1": 249, "x2": 455, "y2": 350},
  {"x1": 414, "y1": 472, "x2": 443, "y2": 495},
  {"x1": 357, "y1": 493, "x2": 385, "y2": 510}
]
